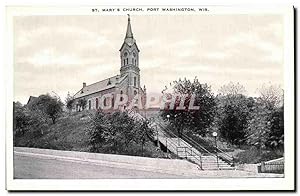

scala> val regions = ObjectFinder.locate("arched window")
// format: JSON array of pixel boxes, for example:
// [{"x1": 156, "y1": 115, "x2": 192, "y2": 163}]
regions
[
  {"x1": 135, "y1": 59, "x2": 137, "y2": 65},
  {"x1": 95, "y1": 98, "x2": 99, "y2": 109},
  {"x1": 132, "y1": 58, "x2": 134, "y2": 64},
  {"x1": 120, "y1": 90, "x2": 123, "y2": 101},
  {"x1": 123, "y1": 59, "x2": 125, "y2": 65},
  {"x1": 88, "y1": 100, "x2": 91, "y2": 110},
  {"x1": 104, "y1": 98, "x2": 107, "y2": 107},
  {"x1": 126, "y1": 58, "x2": 128, "y2": 64},
  {"x1": 134, "y1": 77, "x2": 137, "y2": 87}
]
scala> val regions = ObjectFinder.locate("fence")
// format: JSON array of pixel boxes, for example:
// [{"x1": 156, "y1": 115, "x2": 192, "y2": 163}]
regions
[{"x1": 259, "y1": 158, "x2": 284, "y2": 174}]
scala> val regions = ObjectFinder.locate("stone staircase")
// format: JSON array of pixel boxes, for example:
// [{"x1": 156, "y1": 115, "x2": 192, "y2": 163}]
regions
[{"x1": 128, "y1": 110, "x2": 234, "y2": 170}]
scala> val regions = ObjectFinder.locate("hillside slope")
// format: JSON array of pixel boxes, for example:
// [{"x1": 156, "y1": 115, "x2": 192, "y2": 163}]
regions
[
  {"x1": 14, "y1": 111, "x2": 169, "y2": 158},
  {"x1": 15, "y1": 111, "x2": 93, "y2": 151}
]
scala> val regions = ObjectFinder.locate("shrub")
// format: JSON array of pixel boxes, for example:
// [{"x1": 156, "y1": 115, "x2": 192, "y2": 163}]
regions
[
  {"x1": 236, "y1": 146, "x2": 284, "y2": 164},
  {"x1": 13, "y1": 102, "x2": 49, "y2": 146},
  {"x1": 27, "y1": 94, "x2": 63, "y2": 124},
  {"x1": 89, "y1": 110, "x2": 155, "y2": 157}
]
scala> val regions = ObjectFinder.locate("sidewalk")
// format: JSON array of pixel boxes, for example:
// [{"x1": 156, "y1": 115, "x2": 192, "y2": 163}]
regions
[
  {"x1": 14, "y1": 147, "x2": 201, "y2": 177},
  {"x1": 14, "y1": 147, "x2": 284, "y2": 178}
]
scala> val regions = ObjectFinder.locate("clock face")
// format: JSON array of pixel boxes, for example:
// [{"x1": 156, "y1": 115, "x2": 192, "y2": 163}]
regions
[{"x1": 124, "y1": 52, "x2": 128, "y2": 57}]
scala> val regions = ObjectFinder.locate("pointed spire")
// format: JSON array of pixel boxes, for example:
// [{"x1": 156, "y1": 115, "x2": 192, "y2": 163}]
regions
[
  {"x1": 120, "y1": 14, "x2": 139, "y2": 51},
  {"x1": 125, "y1": 14, "x2": 133, "y2": 38}
]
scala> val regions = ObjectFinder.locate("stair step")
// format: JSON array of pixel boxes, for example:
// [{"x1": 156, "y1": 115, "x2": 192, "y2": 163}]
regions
[{"x1": 148, "y1": 119, "x2": 235, "y2": 171}]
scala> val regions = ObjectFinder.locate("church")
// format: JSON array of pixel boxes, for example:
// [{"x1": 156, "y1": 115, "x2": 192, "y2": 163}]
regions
[{"x1": 72, "y1": 15, "x2": 146, "y2": 112}]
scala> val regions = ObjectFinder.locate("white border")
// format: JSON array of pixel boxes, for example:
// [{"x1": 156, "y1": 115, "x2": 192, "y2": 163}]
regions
[{"x1": 5, "y1": 5, "x2": 295, "y2": 191}]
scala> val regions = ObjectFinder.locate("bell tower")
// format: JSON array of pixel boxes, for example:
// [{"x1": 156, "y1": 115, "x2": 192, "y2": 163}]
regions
[{"x1": 119, "y1": 15, "x2": 140, "y2": 101}]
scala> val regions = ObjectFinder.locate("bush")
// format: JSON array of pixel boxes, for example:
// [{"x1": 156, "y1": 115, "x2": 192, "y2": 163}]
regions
[
  {"x1": 14, "y1": 103, "x2": 47, "y2": 135},
  {"x1": 13, "y1": 102, "x2": 30, "y2": 137},
  {"x1": 89, "y1": 110, "x2": 155, "y2": 157},
  {"x1": 236, "y1": 146, "x2": 284, "y2": 164},
  {"x1": 27, "y1": 94, "x2": 63, "y2": 124}
]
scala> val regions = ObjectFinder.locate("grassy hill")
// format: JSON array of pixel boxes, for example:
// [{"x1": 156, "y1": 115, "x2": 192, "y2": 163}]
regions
[
  {"x1": 14, "y1": 108, "x2": 283, "y2": 163},
  {"x1": 14, "y1": 111, "x2": 93, "y2": 151},
  {"x1": 14, "y1": 110, "x2": 170, "y2": 158}
]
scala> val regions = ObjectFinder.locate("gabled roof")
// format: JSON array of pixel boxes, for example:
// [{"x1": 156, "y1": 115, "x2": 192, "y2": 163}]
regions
[
  {"x1": 27, "y1": 96, "x2": 37, "y2": 105},
  {"x1": 74, "y1": 75, "x2": 126, "y2": 99}
]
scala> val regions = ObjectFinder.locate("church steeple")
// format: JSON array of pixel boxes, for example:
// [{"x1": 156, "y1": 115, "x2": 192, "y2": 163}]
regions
[
  {"x1": 119, "y1": 15, "x2": 141, "y2": 102},
  {"x1": 125, "y1": 14, "x2": 133, "y2": 38},
  {"x1": 121, "y1": 14, "x2": 138, "y2": 48},
  {"x1": 120, "y1": 15, "x2": 140, "y2": 72}
]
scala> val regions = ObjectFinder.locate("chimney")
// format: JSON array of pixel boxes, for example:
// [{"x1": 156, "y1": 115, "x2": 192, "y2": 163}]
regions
[{"x1": 83, "y1": 82, "x2": 86, "y2": 88}]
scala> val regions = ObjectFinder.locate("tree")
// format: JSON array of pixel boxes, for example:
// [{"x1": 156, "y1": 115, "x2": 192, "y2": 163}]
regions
[
  {"x1": 246, "y1": 100, "x2": 272, "y2": 153},
  {"x1": 267, "y1": 106, "x2": 284, "y2": 150},
  {"x1": 245, "y1": 84, "x2": 284, "y2": 152},
  {"x1": 13, "y1": 101, "x2": 48, "y2": 144},
  {"x1": 89, "y1": 110, "x2": 108, "y2": 152},
  {"x1": 213, "y1": 83, "x2": 253, "y2": 145},
  {"x1": 28, "y1": 94, "x2": 63, "y2": 124},
  {"x1": 257, "y1": 83, "x2": 283, "y2": 109},
  {"x1": 78, "y1": 98, "x2": 87, "y2": 111},
  {"x1": 215, "y1": 94, "x2": 254, "y2": 145},
  {"x1": 90, "y1": 110, "x2": 154, "y2": 156},
  {"x1": 13, "y1": 102, "x2": 29, "y2": 136},
  {"x1": 65, "y1": 92, "x2": 74, "y2": 114},
  {"x1": 135, "y1": 119, "x2": 154, "y2": 156},
  {"x1": 161, "y1": 77, "x2": 216, "y2": 136},
  {"x1": 218, "y1": 82, "x2": 247, "y2": 96}
]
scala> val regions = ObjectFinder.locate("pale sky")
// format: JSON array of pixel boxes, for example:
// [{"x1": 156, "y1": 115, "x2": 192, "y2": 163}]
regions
[{"x1": 13, "y1": 14, "x2": 283, "y2": 104}]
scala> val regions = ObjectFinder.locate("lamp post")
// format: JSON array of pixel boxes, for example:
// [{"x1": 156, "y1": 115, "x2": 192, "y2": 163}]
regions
[
  {"x1": 212, "y1": 131, "x2": 219, "y2": 170},
  {"x1": 165, "y1": 114, "x2": 171, "y2": 156},
  {"x1": 173, "y1": 114, "x2": 180, "y2": 146},
  {"x1": 166, "y1": 114, "x2": 170, "y2": 122}
]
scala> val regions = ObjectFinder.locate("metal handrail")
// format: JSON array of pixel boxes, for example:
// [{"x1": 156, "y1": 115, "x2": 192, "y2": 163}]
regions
[
  {"x1": 176, "y1": 146, "x2": 203, "y2": 169},
  {"x1": 180, "y1": 134, "x2": 214, "y2": 155},
  {"x1": 153, "y1": 118, "x2": 234, "y2": 166},
  {"x1": 152, "y1": 120, "x2": 203, "y2": 169},
  {"x1": 149, "y1": 123, "x2": 180, "y2": 157},
  {"x1": 135, "y1": 114, "x2": 204, "y2": 169},
  {"x1": 180, "y1": 130, "x2": 234, "y2": 165},
  {"x1": 216, "y1": 148, "x2": 234, "y2": 163},
  {"x1": 155, "y1": 120, "x2": 215, "y2": 156}
]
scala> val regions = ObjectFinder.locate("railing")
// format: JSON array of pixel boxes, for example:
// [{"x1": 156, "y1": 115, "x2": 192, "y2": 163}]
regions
[
  {"x1": 215, "y1": 147, "x2": 234, "y2": 166},
  {"x1": 155, "y1": 119, "x2": 214, "y2": 156},
  {"x1": 261, "y1": 162, "x2": 284, "y2": 174},
  {"x1": 259, "y1": 157, "x2": 284, "y2": 174},
  {"x1": 153, "y1": 117, "x2": 235, "y2": 167},
  {"x1": 150, "y1": 119, "x2": 203, "y2": 169},
  {"x1": 149, "y1": 123, "x2": 181, "y2": 158},
  {"x1": 176, "y1": 146, "x2": 203, "y2": 169},
  {"x1": 128, "y1": 110, "x2": 236, "y2": 169}
]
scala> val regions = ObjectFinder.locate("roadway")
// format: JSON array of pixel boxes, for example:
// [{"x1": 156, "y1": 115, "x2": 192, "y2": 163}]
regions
[{"x1": 14, "y1": 153, "x2": 193, "y2": 179}]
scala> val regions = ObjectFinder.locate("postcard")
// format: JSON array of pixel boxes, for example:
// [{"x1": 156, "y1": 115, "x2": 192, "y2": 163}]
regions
[{"x1": 5, "y1": 5, "x2": 295, "y2": 191}]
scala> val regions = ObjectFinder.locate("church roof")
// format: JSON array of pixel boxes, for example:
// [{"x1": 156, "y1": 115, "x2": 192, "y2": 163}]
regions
[
  {"x1": 74, "y1": 75, "x2": 124, "y2": 99},
  {"x1": 26, "y1": 96, "x2": 37, "y2": 105}
]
